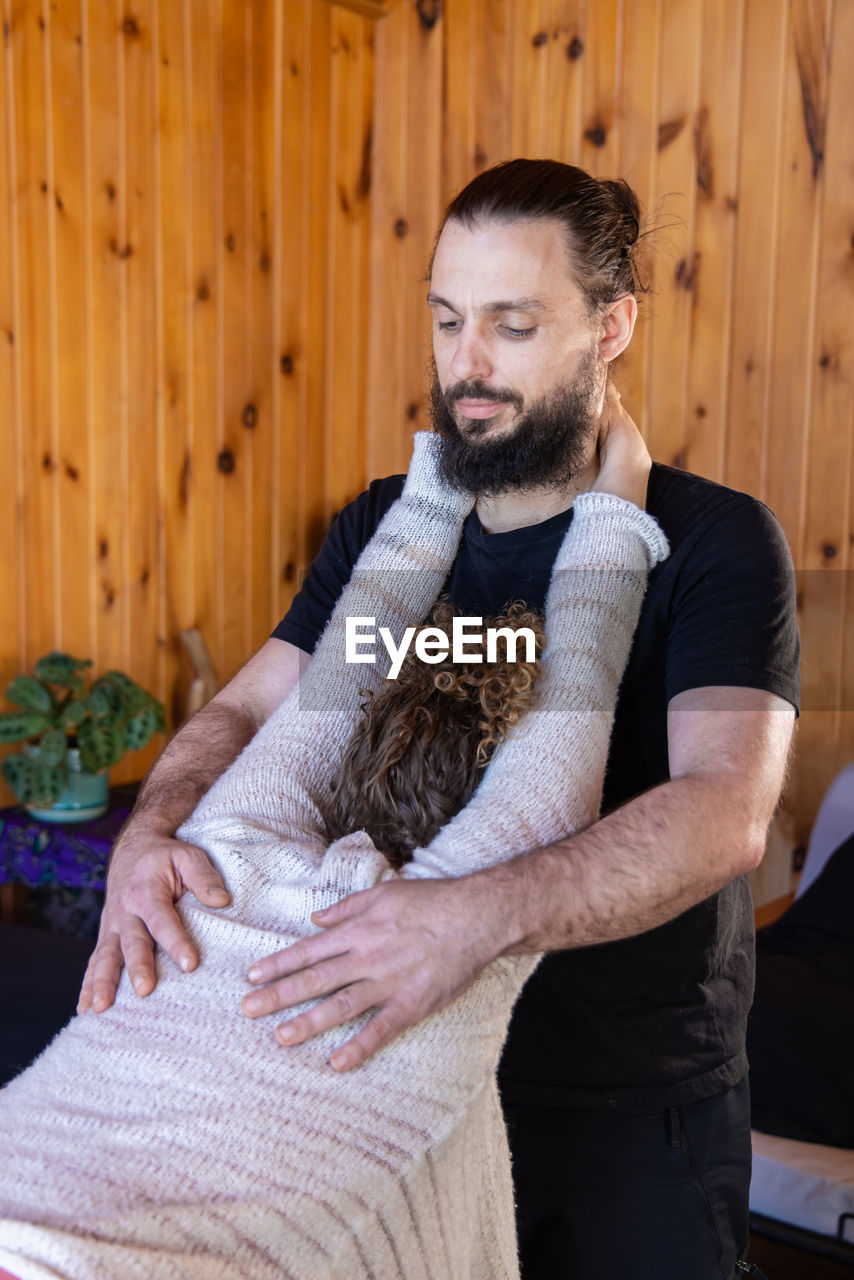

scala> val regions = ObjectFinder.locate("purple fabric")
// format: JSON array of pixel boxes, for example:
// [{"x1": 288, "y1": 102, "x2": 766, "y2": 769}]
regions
[{"x1": 0, "y1": 785, "x2": 138, "y2": 890}]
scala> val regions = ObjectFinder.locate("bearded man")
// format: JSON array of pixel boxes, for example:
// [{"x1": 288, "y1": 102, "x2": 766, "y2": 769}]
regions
[{"x1": 79, "y1": 159, "x2": 799, "y2": 1278}]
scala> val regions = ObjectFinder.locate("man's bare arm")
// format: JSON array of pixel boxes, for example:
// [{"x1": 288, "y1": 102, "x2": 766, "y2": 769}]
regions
[
  {"x1": 496, "y1": 685, "x2": 794, "y2": 954},
  {"x1": 242, "y1": 686, "x2": 794, "y2": 1071},
  {"x1": 78, "y1": 638, "x2": 308, "y2": 1014}
]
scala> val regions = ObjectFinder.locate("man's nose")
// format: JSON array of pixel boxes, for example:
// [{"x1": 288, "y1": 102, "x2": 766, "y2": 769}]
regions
[{"x1": 448, "y1": 327, "x2": 493, "y2": 382}]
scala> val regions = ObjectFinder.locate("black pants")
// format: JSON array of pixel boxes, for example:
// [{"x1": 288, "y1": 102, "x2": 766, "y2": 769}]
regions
[{"x1": 501, "y1": 1076, "x2": 752, "y2": 1280}]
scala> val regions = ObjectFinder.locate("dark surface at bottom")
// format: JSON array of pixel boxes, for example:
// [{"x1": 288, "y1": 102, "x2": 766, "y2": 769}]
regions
[
  {"x1": 0, "y1": 920, "x2": 93, "y2": 1087},
  {"x1": 748, "y1": 1228, "x2": 854, "y2": 1277}
]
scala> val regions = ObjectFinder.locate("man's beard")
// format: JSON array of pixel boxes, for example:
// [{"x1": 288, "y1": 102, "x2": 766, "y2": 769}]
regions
[{"x1": 429, "y1": 349, "x2": 602, "y2": 496}]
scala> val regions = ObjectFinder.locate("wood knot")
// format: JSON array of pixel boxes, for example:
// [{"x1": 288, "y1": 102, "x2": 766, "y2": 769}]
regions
[
  {"x1": 394, "y1": 217, "x2": 408, "y2": 238},
  {"x1": 42, "y1": 452, "x2": 55, "y2": 473},
  {"x1": 657, "y1": 118, "x2": 685, "y2": 150},
  {"x1": 282, "y1": 561, "x2": 296, "y2": 582},
  {"x1": 584, "y1": 123, "x2": 607, "y2": 148},
  {"x1": 407, "y1": 402, "x2": 419, "y2": 421},
  {"x1": 281, "y1": 354, "x2": 295, "y2": 377},
  {"x1": 122, "y1": 15, "x2": 140, "y2": 38},
  {"x1": 196, "y1": 280, "x2": 210, "y2": 302},
  {"x1": 567, "y1": 36, "x2": 584, "y2": 59},
  {"x1": 416, "y1": 0, "x2": 441, "y2": 32},
  {"x1": 64, "y1": 461, "x2": 80, "y2": 481},
  {"x1": 139, "y1": 566, "x2": 150, "y2": 586},
  {"x1": 98, "y1": 539, "x2": 109, "y2": 560},
  {"x1": 532, "y1": 31, "x2": 548, "y2": 47},
  {"x1": 822, "y1": 542, "x2": 837, "y2": 560},
  {"x1": 224, "y1": 232, "x2": 236, "y2": 253},
  {"x1": 242, "y1": 403, "x2": 258, "y2": 429},
  {"x1": 217, "y1": 449, "x2": 235, "y2": 475},
  {"x1": 695, "y1": 404, "x2": 707, "y2": 418},
  {"x1": 259, "y1": 252, "x2": 271, "y2": 273},
  {"x1": 674, "y1": 254, "x2": 699, "y2": 290},
  {"x1": 105, "y1": 182, "x2": 116, "y2": 201}
]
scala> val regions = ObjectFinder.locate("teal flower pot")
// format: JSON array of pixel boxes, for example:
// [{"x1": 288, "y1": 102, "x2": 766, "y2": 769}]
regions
[{"x1": 26, "y1": 747, "x2": 110, "y2": 823}]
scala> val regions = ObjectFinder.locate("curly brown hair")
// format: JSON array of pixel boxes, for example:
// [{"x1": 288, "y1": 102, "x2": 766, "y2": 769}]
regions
[{"x1": 322, "y1": 600, "x2": 544, "y2": 870}]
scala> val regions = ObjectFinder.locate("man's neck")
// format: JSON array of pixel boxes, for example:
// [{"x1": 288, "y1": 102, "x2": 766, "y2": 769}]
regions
[{"x1": 474, "y1": 454, "x2": 600, "y2": 534}]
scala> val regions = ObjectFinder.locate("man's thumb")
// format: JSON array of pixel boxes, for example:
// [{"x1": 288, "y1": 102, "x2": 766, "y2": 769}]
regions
[
  {"x1": 311, "y1": 891, "x2": 364, "y2": 927},
  {"x1": 177, "y1": 842, "x2": 231, "y2": 905}
]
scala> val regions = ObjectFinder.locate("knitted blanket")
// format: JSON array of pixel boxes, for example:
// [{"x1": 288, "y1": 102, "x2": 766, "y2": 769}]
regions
[{"x1": 0, "y1": 432, "x2": 668, "y2": 1280}]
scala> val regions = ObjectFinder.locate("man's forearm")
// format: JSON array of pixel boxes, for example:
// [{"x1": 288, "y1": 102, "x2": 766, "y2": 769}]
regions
[
  {"x1": 125, "y1": 699, "x2": 257, "y2": 839},
  {"x1": 484, "y1": 773, "x2": 769, "y2": 958}
]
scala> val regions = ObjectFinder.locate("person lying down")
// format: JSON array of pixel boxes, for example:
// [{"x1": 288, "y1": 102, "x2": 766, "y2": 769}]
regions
[{"x1": 0, "y1": 430, "x2": 668, "y2": 1280}]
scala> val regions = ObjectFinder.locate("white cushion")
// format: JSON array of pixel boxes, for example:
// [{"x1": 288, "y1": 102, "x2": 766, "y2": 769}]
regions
[{"x1": 750, "y1": 1129, "x2": 854, "y2": 1241}]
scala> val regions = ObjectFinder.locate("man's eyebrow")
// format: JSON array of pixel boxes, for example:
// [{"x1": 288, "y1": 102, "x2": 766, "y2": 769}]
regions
[{"x1": 427, "y1": 293, "x2": 549, "y2": 315}]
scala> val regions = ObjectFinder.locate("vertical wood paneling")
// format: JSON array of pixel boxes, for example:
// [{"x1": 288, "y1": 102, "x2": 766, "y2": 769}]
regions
[
  {"x1": 11, "y1": 4, "x2": 56, "y2": 665},
  {"x1": 275, "y1": 0, "x2": 308, "y2": 621},
  {"x1": 0, "y1": 1, "x2": 25, "y2": 686},
  {"x1": 725, "y1": 0, "x2": 788, "y2": 501},
  {"x1": 579, "y1": 0, "x2": 619, "y2": 177},
  {"x1": 157, "y1": 0, "x2": 193, "y2": 725},
  {"x1": 248, "y1": 0, "x2": 277, "y2": 652},
  {"x1": 365, "y1": 0, "x2": 409, "y2": 478},
  {"x1": 87, "y1": 0, "x2": 126, "y2": 681},
  {"x1": 219, "y1": 0, "x2": 251, "y2": 678},
  {"x1": 790, "y1": 0, "x2": 853, "y2": 837},
  {"x1": 683, "y1": 0, "x2": 743, "y2": 483},
  {"x1": 300, "y1": 0, "x2": 331, "y2": 561},
  {"x1": 49, "y1": 3, "x2": 92, "y2": 663},
  {"x1": 122, "y1": 0, "x2": 160, "y2": 782},
  {"x1": 325, "y1": 7, "x2": 372, "y2": 515},
  {"x1": 0, "y1": 0, "x2": 851, "y2": 838},
  {"x1": 509, "y1": 1, "x2": 547, "y2": 160},
  {"x1": 764, "y1": 0, "x2": 830, "y2": 556},
  {"x1": 187, "y1": 0, "x2": 220, "y2": 682},
  {"x1": 546, "y1": 0, "x2": 584, "y2": 162},
  {"x1": 646, "y1": 0, "x2": 701, "y2": 472},
  {"x1": 615, "y1": 0, "x2": 659, "y2": 435}
]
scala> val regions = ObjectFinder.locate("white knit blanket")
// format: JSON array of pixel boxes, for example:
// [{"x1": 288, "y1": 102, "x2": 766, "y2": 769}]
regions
[{"x1": 0, "y1": 432, "x2": 668, "y2": 1280}]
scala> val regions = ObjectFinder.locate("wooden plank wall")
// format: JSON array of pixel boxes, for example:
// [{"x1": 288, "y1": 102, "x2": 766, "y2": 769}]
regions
[{"x1": 0, "y1": 0, "x2": 851, "y2": 842}]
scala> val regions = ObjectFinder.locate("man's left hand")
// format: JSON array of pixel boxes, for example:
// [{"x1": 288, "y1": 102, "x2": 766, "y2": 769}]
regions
[{"x1": 241, "y1": 875, "x2": 504, "y2": 1071}]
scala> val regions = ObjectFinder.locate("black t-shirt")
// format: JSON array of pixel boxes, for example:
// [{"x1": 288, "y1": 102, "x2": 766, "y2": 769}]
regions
[{"x1": 273, "y1": 461, "x2": 800, "y2": 1108}]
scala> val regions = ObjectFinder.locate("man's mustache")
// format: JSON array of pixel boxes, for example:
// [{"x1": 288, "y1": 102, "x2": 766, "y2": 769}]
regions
[{"x1": 444, "y1": 381, "x2": 524, "y2": 412}]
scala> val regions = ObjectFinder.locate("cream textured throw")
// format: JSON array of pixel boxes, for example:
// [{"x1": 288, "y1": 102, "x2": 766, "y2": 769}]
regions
[{"x1": 0, "y1": 432, "x2": 668, "y2": 1280}]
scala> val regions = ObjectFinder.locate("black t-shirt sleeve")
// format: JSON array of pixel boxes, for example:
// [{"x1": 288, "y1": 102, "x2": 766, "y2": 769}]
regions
[
  {"x1": 664, "y1": 496, "x2": 800, "y2": 713},
  {"x1": 271, "y1": 475, "x2": 405, "y2": 655}
]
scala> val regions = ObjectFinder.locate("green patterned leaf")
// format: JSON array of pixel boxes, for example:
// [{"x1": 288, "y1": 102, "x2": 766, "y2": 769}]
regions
[
  {"x1": 33, "y1": 653, "x2": 91, "y2": 685},
  {"x1": 77, "y1": 721, "x2": 124, "y2": 772},
  {"x1": 62, "y1": 700, "x2": 88, "y2": 729},
  {"x1": 39, "y1": 726, "x2": 68, "y2": 767},
  {"x1": 0, "y1": 711, "x2": 50, "y2": 742},
  {"x1": 84, "y1": 688, "x2": 114, "y2": 721},
  {"x1": 2, "y1": 755, "x2": 64, "y2": 805},
  {"x1": 124, "y1": 705, "x2": 157, "y2": 750},
  {"x1": 97, "y1": 672, "x2": 149, "y2": 716},
  {"x1": 5, "y1": 676, "x2": 52, "y2": 715}
]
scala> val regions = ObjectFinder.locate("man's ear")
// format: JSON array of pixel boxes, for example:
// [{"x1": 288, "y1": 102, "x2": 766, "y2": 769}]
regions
[{"x1": 599, "y1": 294, "x2": 637, "y2": 363}]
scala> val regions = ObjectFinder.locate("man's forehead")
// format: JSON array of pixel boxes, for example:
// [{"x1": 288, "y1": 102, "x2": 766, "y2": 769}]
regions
[{"x1": 429, "y1": 216, "x2": 575, "y2": 300}]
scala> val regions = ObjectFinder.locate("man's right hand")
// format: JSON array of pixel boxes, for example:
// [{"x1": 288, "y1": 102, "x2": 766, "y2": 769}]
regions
[
  {"x1": 76, "y1": 637, "x2": 308, "y2": 1013},
  {"x1": 77, "y1": 828, "x2": 230, "y2": 1013}
]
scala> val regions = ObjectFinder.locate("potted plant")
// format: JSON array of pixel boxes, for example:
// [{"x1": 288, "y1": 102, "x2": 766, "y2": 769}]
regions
[{"x1": 0, "y1": 652, "x2": 166, "y2": 823}]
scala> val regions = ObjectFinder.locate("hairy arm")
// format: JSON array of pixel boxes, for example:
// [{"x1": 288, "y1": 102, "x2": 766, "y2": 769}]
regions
[
  {"x1": 479, "y1": 686, "x2": 794, "y2": 954},
  {"x1": 78, "y1": 638, "x2": 307, "y2": 1013},
  {"x1": 243, "y1": 684, "x2": 794, "y2": 1070}
]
